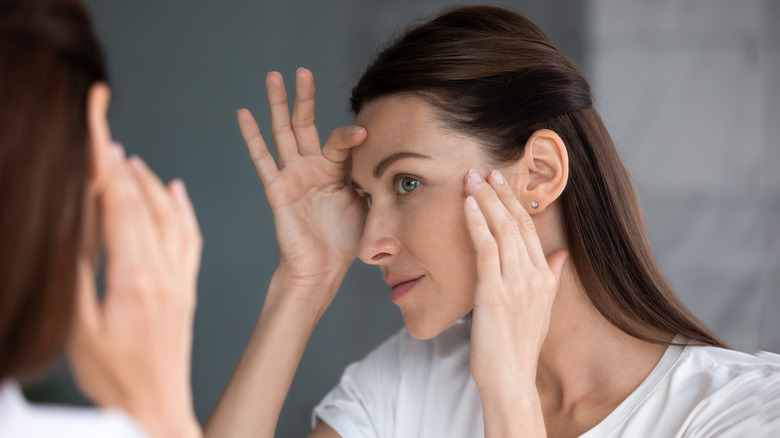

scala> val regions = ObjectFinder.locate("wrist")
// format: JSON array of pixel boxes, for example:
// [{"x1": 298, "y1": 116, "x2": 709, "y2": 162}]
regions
[
  {"x1": 478, "y1": 375, "x2": 538, "y2": 402},
  {"x1": 265, "y1": 264, "x2": 349, "y2": 316},
  {"x1": 479, "y1": 381, "x2": 544, "y2": 437}
]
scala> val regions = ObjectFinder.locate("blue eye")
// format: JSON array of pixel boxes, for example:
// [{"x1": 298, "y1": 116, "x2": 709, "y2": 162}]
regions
[
  {"x1": 396, "y1": 177, "x2": 421, "y2": 194},
  {"x1": 364, "y1": 195, "x2": 372, "y2": 208}
]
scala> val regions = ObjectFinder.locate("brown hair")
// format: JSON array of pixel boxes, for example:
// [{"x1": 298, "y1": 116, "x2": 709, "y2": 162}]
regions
[
  {"x1": 0, "y1": 0, "x2": 107, "y2": 381},
  {"x1": 351, "y1": 6, "x2": 726, "y2": 347}
]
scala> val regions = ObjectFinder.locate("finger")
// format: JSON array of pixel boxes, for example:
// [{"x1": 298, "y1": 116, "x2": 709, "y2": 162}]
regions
[
  {"x1": 100, "y1": 154, "x2": 160, "y2": 271},
  {"x1": 266, "y1": 71, "x2": 299, "y2": 167},
  {"x1": 291, "y1": 68, "x2": 321, "y2": 156},
  {"x1": 486, "y1": 170, "x2": 549, "y2": 269},
  {"x1": 463, "y1": 195, "x2": 502, "y2": 292},
  {"x1": 321, "y1": 126, "x2": 368, "y2": 163},
  {"x1": 464, "y1": 169, "x2": 527, "y2": 281},
  {"x1": 128, "y1": 156, "x2": 179, "y2": 257},
  {"x1": 237, "y1": 108, "x2": 280, "y2": 187},
  {"x1": 168, "y1": 179, "x2": 203, "y2": 276}
]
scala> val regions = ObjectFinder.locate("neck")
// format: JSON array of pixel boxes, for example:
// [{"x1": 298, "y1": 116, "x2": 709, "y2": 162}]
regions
[{"x1": 534, "y1": 264, "x2": 668, "y2": 416}]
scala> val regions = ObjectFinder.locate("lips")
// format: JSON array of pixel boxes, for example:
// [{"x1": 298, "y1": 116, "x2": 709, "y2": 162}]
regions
[{"x1": 387, "y1": 275, "x2": 423, "y2": 303}]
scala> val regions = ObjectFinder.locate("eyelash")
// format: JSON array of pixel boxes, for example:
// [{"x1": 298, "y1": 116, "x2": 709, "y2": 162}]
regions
[
  {"x1": 395, "y1": 176, "x2": 421, "y2": 195},
  {"x1": 359, "y1": 176, "x2": 422, "y2": 209}
]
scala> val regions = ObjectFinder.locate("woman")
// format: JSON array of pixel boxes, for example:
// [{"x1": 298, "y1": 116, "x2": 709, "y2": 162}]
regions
[
  {"x1": 0, "y1": 0, "x2": 202, "y2": 436},
  {"x1": 207, "y1": 5, "x2": 780, "y2": 437}
]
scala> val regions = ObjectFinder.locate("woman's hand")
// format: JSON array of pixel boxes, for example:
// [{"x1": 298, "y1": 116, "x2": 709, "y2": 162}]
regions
[
  {"x1": 67, "y1": 145, "x2": 202, "y2": 438},
  {"x1": 237, "y1": 68, "x2": 367, "y2": 303},
  {"x1": 463, "y1": 169, "x2": 568, "y2": 436},
  {"x1": 204, "y1": 69, "x2": 366, "y2": 437}
]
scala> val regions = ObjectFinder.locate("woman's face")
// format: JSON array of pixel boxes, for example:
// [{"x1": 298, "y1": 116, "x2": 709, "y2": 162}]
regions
[{"x1": 351, "y1": 95, "x2": 494, "y2": 339}]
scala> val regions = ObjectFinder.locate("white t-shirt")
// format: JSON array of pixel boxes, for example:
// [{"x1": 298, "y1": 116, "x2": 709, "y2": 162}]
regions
[
  {"x1": 312, "y1": 320, "x2": 780, "y2": 437},
  {"x1": 0, "y1": 379, "x2": 146, "y2": 437}
]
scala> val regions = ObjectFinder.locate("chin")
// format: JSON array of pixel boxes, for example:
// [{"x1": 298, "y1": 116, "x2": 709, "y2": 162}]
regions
[
  {"x1": 401, "y1": 310, "x2": 471, "y2": 340},
  {"x1": 405, "y1": 324, "x2": 443, "y2": 340}
]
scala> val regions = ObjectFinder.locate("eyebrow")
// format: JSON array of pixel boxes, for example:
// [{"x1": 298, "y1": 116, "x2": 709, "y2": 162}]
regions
[
  {"x1": 373, "y1": 152, "x2": 431, "y2": 179},
  {"x1": 350, "y1": 151, "x2": 432, "y2": 190}
]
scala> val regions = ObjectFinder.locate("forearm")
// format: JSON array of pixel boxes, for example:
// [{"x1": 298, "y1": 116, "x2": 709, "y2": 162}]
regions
[
  {"x1": 480, "y1": 381, "x2": 546, "y2": 438},
  {"x1": 204, "y1": 267, "x2": 346, "y2": 437}
]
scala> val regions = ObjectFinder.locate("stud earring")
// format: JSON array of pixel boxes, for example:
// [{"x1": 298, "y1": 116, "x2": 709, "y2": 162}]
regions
[{"x1": 531, "y1": 201, "x2": 539, "y2": 209}]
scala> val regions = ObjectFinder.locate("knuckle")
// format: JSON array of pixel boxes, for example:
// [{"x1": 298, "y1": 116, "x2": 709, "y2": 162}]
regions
[
  {"x1": 118, "y1": 267, "x2": 156, "y2": 305},
  {"x1": 294, "y1": 114, "x2": 315, "y2": 129},
  {"x1": 479, "y1": 239, "x2": 499, "y2": 256},
  {"x1": 250, "y1": 143, "x2": 273, "y2": 162},
  {"x1": 517, "y1": 211, "x2": 536, "y2": 233},
  {"x1": 326, "y1": 127, "x2": 349, "y2": 146},
  {"x1": 527, "y1": 273, "x2": 542, "y2": 291},
  {"x1": 126, "y1": 268, "x2": 152, "y2": 293},
  {"x1": 271, "y1": 121, "x2": 293, "y2": 136},
  {"x1": 499, "y1": 214, "x2": 520, "y2": 238},
  {"x1": 326, "y1": 129, "x2": 340, "y2": 143}
]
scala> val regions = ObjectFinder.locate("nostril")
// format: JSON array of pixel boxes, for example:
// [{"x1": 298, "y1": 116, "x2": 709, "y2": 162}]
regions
[{"x1": 372, "y1": 253, "x2": 388, "y2": 262}]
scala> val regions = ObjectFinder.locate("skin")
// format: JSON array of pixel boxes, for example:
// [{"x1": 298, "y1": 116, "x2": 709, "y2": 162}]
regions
[
  {"x1": 206, "y1": 69, "x2": 668, "y2": 438},
  {"x1": 65, "y1": 83, "x2": 203, "y2": 438},
  {"x1": 349, "y1": 94, "x2": 485, "y2": 339}
]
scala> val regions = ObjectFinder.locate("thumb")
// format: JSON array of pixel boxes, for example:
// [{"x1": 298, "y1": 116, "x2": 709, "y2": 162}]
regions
[
  {"x1": 321, "y1": 126, "x2": 367, "y2": 163},
  {"x1": 546, "y1": 249, "x2": 569, "y2": 286}
]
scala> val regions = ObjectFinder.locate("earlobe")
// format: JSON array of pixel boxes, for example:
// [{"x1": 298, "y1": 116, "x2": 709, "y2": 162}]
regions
[
  {"x1": 86, "y1": 82, "x2": 112, "y2": 189},
  {"x1": 516, "y1": 129, "x2": 569, "y2": 212}
]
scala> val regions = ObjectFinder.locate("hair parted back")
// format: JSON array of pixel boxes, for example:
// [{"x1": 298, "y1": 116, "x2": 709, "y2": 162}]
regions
[
  {"x1": 351, "y1": 5, "x2": 725, "y2": 347},
  {"x1": 0, "y1": 0, "x2": 107, "y2": 380}
]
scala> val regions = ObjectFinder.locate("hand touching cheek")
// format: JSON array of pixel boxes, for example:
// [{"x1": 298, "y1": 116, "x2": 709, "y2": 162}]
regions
[{"x1": 463, "y1": 169, "x2": 568, "y2": 436}]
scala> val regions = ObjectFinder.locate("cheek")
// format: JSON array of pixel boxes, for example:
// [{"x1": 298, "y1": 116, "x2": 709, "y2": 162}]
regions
[{"x1": 410, "y1": 190, "x2": 479, "y2": 301}]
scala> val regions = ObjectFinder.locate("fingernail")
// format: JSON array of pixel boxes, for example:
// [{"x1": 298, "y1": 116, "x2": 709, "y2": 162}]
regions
[
  {"x1": 171, "y1": 179, "x2": 187, "y2": 199},
  {"x1": 296, "y1": 67, "x2": 304, "y2": 73},
  {"x1": 351, "y1": 126, "x2": 366, "y2": 135},
  {"x1": 110, "y1": 143, "x2": 125, "y2": 161},
  {"x1": 129, "y1": 156, "x2": 147, "y2": 172},
  {"x1": 466, "y1": 196, "x2": 478, "y2": 210},
  {"x1": 468, "y1": 169, "x2": 482, "y2": 189},
  {"x1": 491, "y1": 170, "x2": 504, "y2": 184}
]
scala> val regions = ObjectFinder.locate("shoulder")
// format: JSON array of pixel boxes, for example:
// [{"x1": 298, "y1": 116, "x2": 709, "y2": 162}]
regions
[
  {"x1": 676, "y1": 343, "x2": 780, "y2": 382},
  {"x1": 673, "y1": 345, "x2": 780, "y2": 435},
  {"x1": 0, "y1": 380, "x2": 146, "y2": 438},
  {"x1": 586, "y1": 343, "x2": 780, "y2": 437}
]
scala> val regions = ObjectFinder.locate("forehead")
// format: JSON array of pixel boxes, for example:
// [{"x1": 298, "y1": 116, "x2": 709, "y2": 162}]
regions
[
  {"x1": 355, "y1": 94, "x2": 441, "y2": 130},
  {"x1": 354, "y1": 95, "x2": 445, "y2": 152},
  {"x1": 351, "y1": 95, "x2": 483, "y2": 177}
]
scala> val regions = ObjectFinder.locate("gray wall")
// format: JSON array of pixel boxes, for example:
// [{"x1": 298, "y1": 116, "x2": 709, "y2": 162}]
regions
[
  {"x1": 31, "y1": 0, "x2": 775, "y2": 436},
  {"x1": 588, "y1": 0, "x2": 779, "y2": 353}
]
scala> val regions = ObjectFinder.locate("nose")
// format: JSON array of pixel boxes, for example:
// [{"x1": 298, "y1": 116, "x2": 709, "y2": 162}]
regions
[{"x1": 358, "y1": 207, "x2": 401, "y2": 265}]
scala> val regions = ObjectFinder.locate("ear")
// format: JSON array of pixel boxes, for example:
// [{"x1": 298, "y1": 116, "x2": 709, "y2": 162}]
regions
[
  {"x1": 511, "y1": 129, "x2": 569, "y2": 213},
  {"x1": 86, "y1": 82, "x2": 112, "y2": 191}
]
